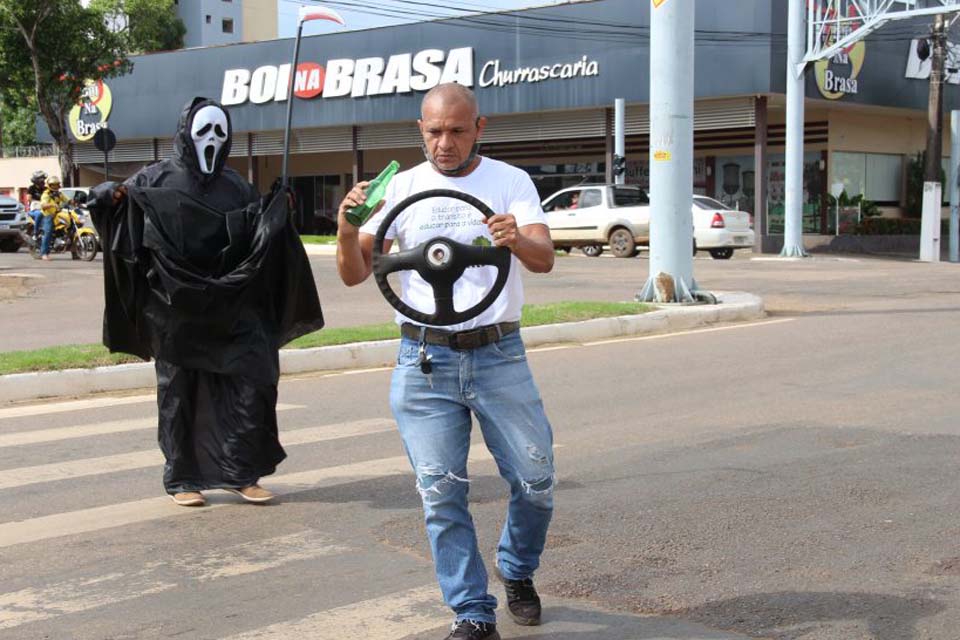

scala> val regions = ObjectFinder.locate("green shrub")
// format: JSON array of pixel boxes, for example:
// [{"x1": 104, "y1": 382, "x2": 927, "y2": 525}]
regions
[
  {"x1": 854, "y1": 217, "x2": 951, "y2": 235},
  {"x1": 905, "y1": 151, "x2": 946, "y2": 218}
]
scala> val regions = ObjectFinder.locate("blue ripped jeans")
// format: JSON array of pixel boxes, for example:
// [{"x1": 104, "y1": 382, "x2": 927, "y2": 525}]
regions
[{"x1": 390, "y1": 330, "x2": 555, "y2": 625}]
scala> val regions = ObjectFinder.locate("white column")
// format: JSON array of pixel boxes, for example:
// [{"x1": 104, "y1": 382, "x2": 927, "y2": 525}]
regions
[
  {"x1": 950, "y1": 110, "x2": 959, "y2": 263},
  {"x1": 614, "y1": 98, "x2": 625, "y2": 186},
  {"x1": 782, "y1": 0, "x2": 808, "y2": 257},
  {"x1": 637, "y1": 0, "x2": 696, "y2": 302}
]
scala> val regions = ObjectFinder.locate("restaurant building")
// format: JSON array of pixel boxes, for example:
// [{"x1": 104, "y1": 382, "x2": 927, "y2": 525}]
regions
[{"x1": 61, "y1": 0, "x2": 958, "y2": 245}]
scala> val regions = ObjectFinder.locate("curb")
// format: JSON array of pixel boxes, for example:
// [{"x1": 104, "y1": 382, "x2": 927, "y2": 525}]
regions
[
  {"x1": 302, "y1": 243, "x2": 336, "y2": 256},
  {"x1": 0, "y1": 292, "x2": 763, "y2": 404}
]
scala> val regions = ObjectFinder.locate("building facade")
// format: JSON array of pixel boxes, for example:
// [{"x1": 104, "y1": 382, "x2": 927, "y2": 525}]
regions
[
  {"x1": 176, "y1": 0, "x2": 246, "y2": 48},
  {"x1": 61, "y1": 0, "x2": 958, "y2": 244}
]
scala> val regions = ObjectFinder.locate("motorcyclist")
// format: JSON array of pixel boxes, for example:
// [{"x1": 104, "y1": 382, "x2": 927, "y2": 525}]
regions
[
  {"x1": 39, "y1": 176, "x2": 69, "y2": 261},
  {"x1": 27, "y1": 170, "x2": 47, "y2": 240}
]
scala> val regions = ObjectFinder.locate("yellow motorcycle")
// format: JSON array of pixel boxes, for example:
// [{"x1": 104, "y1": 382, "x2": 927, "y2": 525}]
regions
[{"x1": 21, "y1": 204, "x2": 98, "y2": 261}]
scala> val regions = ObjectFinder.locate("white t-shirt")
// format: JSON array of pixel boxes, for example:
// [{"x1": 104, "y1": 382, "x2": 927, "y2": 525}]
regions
[{"x1": 360, "y1": 158, "x2": 547, "y2": 332}]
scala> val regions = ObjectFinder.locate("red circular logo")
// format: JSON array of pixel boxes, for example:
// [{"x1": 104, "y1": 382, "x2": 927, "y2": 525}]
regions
[{"x1": 294, "y1": 62, "x2": 325, "y2": 99}]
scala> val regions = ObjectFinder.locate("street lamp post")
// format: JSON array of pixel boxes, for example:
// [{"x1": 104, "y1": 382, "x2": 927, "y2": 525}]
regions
[{"x1": 281, "y1": 5, "x2": 345, "y2": 188}]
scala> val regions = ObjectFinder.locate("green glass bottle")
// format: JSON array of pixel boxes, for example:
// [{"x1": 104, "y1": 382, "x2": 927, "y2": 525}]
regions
[{"x1": 345, "y1": 160, "x2": 400, "y2": 227}]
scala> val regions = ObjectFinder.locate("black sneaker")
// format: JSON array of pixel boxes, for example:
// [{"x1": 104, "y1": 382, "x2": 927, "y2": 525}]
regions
[
  {"x1": 494, "y1": 566, "x2": 542, "y2": 626},
  {"x1": 444, "y1": 619, "x2": 500, "y2": 640}
]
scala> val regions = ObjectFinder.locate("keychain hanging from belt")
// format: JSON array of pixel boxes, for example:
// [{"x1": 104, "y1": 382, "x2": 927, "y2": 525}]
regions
[{"x1": 416, "y1": 326, "x2": 433, "y2": 387}]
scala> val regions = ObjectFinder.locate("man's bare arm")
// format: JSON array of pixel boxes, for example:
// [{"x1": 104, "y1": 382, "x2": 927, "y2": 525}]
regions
[
  {"x1": 487, "y1": 214, "x2": 555, "y2": 273},
  {"x1": 336, "y1": 181, "x2": 390, "y2": 286}
]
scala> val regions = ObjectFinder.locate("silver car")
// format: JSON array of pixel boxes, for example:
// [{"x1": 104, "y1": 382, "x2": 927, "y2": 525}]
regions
[{"x1": 0, "y1": 195, "x2": 27, "y2": 253}]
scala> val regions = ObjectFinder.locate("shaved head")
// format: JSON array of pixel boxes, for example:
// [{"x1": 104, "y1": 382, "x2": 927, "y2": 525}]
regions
[{"x1": 421, "y1": 83, "x2": 479, "y2": 120}]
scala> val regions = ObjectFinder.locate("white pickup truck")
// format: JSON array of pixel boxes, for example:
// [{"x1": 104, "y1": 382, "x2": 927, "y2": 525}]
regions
[
  {"x1": 542, "y1": 185, "x2": 754, "y2": 259},
  {"x1": 542, "y1": 184, "x2": 649, "y2": 258}
]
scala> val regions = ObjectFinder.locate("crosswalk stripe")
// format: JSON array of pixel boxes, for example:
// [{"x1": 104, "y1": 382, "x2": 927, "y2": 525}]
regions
[
  {"x1": 227, "y1": 585, "x2": 447, "y2": 640},
  {"x1": 0, "y1": 418, "x2": 397, "y2": 490},
  {"x1": 0, "y1": 404, "x2": 303, "y2": 447},
  {"x1": 0, "y1": 394, "x2": 156, "y2": 421},
  {"x1": 0, "y1": 449, "x2": 494, "y2": 549},
  {"x1": 0, "y1": 530, "x2": 347, "y2": 631}
]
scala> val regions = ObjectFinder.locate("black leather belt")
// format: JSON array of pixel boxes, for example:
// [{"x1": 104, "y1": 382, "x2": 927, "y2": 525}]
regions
[{"x1": 401, "y1": 321, "x2": 521, "y2": 350}]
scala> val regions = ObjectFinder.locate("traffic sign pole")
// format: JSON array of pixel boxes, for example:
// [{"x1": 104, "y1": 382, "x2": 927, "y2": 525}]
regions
[{"x1": 614, "y1": 98, "x2": 625, "y2": 185}]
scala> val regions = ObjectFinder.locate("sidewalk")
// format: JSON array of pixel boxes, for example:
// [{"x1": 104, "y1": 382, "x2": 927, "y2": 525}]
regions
[
  {"x1": 0, "y1": 292, "x2": 763, "y2": 404},
  {"x1": 303, "y1": 242, "x2": 337, "y2": 256}
]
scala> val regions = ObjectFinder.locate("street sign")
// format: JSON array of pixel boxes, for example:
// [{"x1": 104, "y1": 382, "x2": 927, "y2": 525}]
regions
[{"x1": 93, "y1": 127, "x2": 117, "y2": 153}]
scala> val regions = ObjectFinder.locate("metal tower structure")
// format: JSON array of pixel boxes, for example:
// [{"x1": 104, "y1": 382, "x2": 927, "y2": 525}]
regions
[
  {"x1": 805, "y1": 1, "x2": 960, "y2": 68},
  {"x1": 781, "y1": 0, "x2": 960, "y2": 257}
]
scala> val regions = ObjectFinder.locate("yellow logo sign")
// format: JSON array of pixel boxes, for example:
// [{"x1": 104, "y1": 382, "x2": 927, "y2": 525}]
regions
[
  {"x1": 815, "y1": 39, "x2": 865, "y2": 100},
  {"x1": 68, "y1": 79, "x2": 113, "y2": 141},
  {"x1": 652, "y1": 0, "x2": 668, "y2": 7},
  {"x1": 653, "y1": 150, "x2": 672, "y2": 162}
]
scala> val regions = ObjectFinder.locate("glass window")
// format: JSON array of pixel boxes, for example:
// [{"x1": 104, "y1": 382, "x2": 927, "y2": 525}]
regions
[
  {"x1": 222, "y1": 18, "x2": 234, "y2": 33},
  {"x1": 834, "y1": 152, "x2": 902, "y2": 203},
  {"x1": 543, "y1": 191, "x2": 579, "y2": 212},
  {"x1": 612, "y1": 187, "x2": 648, "y2": 207},
  {"x1": 864, "y1": 154, "x2": 901, "y2": 202},
  {"x1": 694, "y1": 196, "x2": 732, "y2": 210},
  {"x1": 832, "y1": 152, "x2": 866, "y2": 197},
  {"x1": 578, "y1": 188, "x2": 602, "y2": 209}
]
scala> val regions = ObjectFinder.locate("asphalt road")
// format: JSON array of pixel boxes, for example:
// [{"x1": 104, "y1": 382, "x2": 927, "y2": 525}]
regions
[
  {"x1": 1, "y1": 251, "x2": 959, "y2": 638},
  {"x1": 1, "y1": 246, "x2": 955, "y2": 351}
]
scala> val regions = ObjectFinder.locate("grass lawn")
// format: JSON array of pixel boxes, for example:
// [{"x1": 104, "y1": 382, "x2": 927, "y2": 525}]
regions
[
  {"x1": 300, "y1": 235, "x2": 337, "y2": 244},
  {"x1": 0, "y1": 301, "x2": 650, "y2": 376}
]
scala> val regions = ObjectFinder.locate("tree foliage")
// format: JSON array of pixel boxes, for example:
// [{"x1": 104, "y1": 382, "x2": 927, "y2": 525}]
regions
[
  {"x1": 0, "y1": 0, "x2": 131, "y2": 183},
  {"x1": 90, "y1": 0, "x2": 186, "y2": 53},
  {"x1": 906, "y1": 151, "x2": 946, "y2": 218},
  {"x1": 0, "y1": 102, "x2": 40, "y2": 147}
]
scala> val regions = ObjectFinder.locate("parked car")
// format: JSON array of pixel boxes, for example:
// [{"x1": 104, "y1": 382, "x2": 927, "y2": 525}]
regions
[
  {"x1": 543, "y1": 184, "x2": 650, "y2": 258},
  {"x1": 543, "y1": 186, "x2": 754, "y2": 260},
  {"x1": 691, "y1": 195, "x2": 755, "y2": 259},
  {"x1": 0, "y1": 195, "x2": 28, "y2": 253}
]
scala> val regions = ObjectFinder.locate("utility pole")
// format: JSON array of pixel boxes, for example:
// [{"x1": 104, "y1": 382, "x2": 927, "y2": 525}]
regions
[
  {"x1": 637, "y1": 0, "x2": 696, "y2": 303},
  {"x1": 920, "y1": 14, "x2": 946, "y2": 262},
  {"x1": 924, "y1": 14, "x2": 946, "y2": 182},
  {"x1": 782, "y1": 0, "x2": 807, "y2": 257}
]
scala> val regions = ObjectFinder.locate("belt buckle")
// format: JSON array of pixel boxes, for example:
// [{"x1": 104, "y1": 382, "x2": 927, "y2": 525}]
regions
[{"x1": 451, "y1": 329, "x2": 481, "y2": 350}]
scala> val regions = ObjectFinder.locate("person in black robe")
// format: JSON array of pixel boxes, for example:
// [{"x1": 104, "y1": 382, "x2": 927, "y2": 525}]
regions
[{"x1": 88, "y1": 97, "x2": 324, "y2": 507}]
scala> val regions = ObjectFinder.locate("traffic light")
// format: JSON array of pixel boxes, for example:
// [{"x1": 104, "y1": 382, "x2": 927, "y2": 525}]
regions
[{"x1": 612, "y1": 154, "x2": 626, "y2": 177}]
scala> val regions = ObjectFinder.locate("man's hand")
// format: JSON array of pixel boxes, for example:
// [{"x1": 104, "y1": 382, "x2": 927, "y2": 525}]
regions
[
  {"x1": 113, "y1": 185, "x2": 127, "y2": 206},
  {"x1": 488, "y1": 215, "x2": 554, "y2": 274},
  {"x1": 337, "y1": 181, "x2": 385, "y2": 229},
  {"x1": 487, "y1": 214, "x2": 519, "y2": 250}
]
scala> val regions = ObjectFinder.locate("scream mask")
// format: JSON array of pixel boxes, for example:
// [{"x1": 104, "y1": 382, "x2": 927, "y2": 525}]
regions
[{"x1": 190, "y1": 105, "x2": 230, "y2": 176}]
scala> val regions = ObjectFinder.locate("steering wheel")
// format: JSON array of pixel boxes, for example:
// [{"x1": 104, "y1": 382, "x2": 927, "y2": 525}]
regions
[{"x1": 372, "y1": 189, "x2": 511, "y2": 326}]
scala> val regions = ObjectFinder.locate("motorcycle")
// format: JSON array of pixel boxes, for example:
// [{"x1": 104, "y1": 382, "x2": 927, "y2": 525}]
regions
[{"x1": 21, "y1": 203, "x2": 99, "y2": 262}]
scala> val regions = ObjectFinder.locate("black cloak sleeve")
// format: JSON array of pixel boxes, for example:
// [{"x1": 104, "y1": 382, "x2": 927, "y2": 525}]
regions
[{"x1": 89, "y1": 182, "x2": 324, "y2": 374}]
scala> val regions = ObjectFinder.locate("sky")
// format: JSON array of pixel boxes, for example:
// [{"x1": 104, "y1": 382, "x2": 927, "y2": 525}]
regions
[{"x1": 276, "y1": 0, "x2": 570, "y2": 38}]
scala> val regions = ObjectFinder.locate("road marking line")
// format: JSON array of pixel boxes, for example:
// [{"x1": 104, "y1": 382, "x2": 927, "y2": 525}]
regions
[
  {"x1": 0, "y1": 449, "x2": 494, "y2": 549},
  {"x1": 0, "y1": 418, "x2": 397, "y2": 490},
  {"x1": 0, "y1": 394, "x2": 156, "y2": 421},
  {"x1": 0, "y1": 404, "x2": 303, "y2": 447},
  {"x1": 227, "y1": 584, "x2": 447, "y2": 640},
  {"x1": 580, "y1": 318, "x2": 794, "y2": 347},
  {"x1": 0, "y1": 531, "x2": 346, "y2": 631}
]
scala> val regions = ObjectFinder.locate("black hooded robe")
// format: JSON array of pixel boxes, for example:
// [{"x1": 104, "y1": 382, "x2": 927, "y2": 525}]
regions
[{"x1": 89, "y1": 98, "x2": 324, "y2": 494}]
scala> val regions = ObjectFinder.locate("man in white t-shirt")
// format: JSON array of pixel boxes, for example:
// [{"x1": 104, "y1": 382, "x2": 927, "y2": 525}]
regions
[{"x1": 336, "y1": 83, "x2": 556, "y2": 640}]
